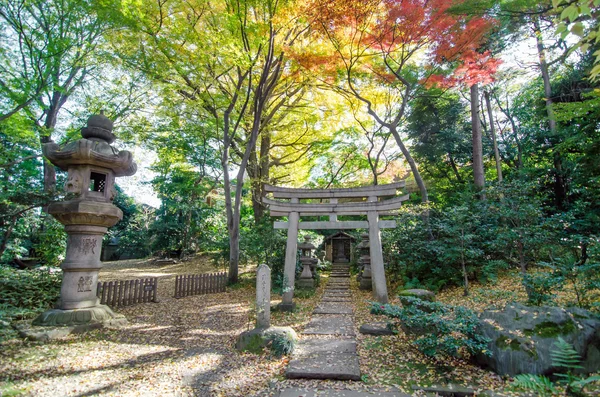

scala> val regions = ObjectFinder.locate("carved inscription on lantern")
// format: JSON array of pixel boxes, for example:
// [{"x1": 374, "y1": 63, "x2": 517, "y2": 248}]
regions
[
  {"x1": 77, "y1": 276, "x2": 94, "y2": 292},
  {"x1": 78, "y1": 238, "x2": 97, "y2": 255}
]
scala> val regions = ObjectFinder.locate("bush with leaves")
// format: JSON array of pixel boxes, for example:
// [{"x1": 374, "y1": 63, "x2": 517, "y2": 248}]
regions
[
  {"x1": 522, "y1": 271, "x2": 564, "y2": 306},
  {"x1": 0, "y1": 266, "x2": 61, "y2": 329},
  {"x1": 268, "y1": 332, "x2": 296, "y2": 357},
  {"x1": 370, "y1": 296, "x2": 491, "y2": 358}
]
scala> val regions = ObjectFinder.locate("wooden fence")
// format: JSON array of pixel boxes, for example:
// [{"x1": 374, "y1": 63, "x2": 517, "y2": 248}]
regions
[
  {"x1": 97, "y1": 277, "x2": 158, "y2": 307},
  {"x1": 174, "y1": 272, "x2": 227, "y2": 299}
]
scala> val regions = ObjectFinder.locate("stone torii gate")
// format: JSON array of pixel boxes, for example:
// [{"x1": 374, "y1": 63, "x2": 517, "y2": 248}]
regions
[{"x1": 262, "y1": 182, "x2": 409, "y2": 310}]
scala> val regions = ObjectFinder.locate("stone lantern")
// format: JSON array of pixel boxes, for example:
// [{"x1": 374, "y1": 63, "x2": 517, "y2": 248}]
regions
[
  {"x1": 358, "y1": 233, "x2": 372, "y2": 290},
  {"x1": 297, "y1": 235, "x2": 316, "y2": 288},
  {"x1": 33, "y1": 113, "x2": 136, "y2": 328}
]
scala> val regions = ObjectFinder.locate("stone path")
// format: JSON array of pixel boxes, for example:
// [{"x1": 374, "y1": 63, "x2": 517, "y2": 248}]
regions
[
  {"x1": 277, "y1": 388, "x2": 410, "y2": 397},
  {"x1": 285, "y1": 263, "x2": 361, "y2": 381}
]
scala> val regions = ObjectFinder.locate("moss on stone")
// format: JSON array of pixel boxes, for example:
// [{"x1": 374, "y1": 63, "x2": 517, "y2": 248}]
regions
[
  {"x1": 496, "y1": 335, "x2": 521, "y2": 351},
  {"x1": 523, "y1": 319, "x2": 576, "y2": 338},
  {"x1": 243, "y1": 334, "x2": 266, "y2": 354}
]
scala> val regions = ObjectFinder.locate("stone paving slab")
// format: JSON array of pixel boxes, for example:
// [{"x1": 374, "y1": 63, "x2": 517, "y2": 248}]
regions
[
  {"x1": 303, "y1": 314, "x2": 355, "y2": 336},
  {"x1": 277, "y1": 388, "x2": 410, "y2": 397},
  {"x1": 314, "y1": 303, "x2": 353, "y2": 315},
  {"x1": 285, "y1": 352, "x2": 361, "y2": 380},
  {"x1": 321, "y1": 297, "x2": 352, "y2": 302},
  {"x1": 322, "y1": 292, "x2": 351, "y2": 297},
  {"x1": 294, "y1": 338, "x2": 357, "y2": 355}
]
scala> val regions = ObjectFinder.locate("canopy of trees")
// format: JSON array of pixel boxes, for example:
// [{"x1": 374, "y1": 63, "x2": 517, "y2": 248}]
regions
[{"x1": 1, "y1": 0, "x2": 599, "y2": 292}]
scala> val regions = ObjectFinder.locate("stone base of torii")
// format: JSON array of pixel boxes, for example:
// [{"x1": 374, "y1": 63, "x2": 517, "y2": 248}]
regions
[{"x1": 262, "y1": 183, "x2": 409, "y2": 310}]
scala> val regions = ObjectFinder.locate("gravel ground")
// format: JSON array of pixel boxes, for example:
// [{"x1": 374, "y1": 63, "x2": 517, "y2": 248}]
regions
[{"x1": 0, "y1": 258, "x2": 320, "y2": 397}]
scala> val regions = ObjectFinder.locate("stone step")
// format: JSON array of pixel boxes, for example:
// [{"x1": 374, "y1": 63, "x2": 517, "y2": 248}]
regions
[
  {"x1": 278, "y1": 389, "x2": 408, "y2": 397},
  {"x1": 303, "y1": 314, "x2": 355, "y2": 336},
  {"x1": 314, "y1": 303, "x2": 353, "y2": 315},
  {"x1": 323, "y1": 292, "x2": 351, "y2": 297},
  {"x1": 321, "y1": 297, "x2": 351, "y2": 303},
  {"x1": 295, "y1": 338, "x2": 357, "y2": 354},
  {"x1": 285, "y1": 352, "x2": 361, "y2": 380}
]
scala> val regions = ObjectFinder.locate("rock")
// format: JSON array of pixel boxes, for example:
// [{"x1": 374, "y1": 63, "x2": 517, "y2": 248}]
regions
[
  {"x1": 477, "y1": 303, "x2": 600, "y2": 376},
  {"x1": 411, "y1": 384, "x2": 475, "y2": 396},
  {"x1": 235, "y1": 326, "x2": 297, "y2": 353},
  {"x1": 359, "y1": 322, "x2": 395, "y2": 336},
  {"x1": 398, "y1": 288, "x2": 435, "y2": 305}
]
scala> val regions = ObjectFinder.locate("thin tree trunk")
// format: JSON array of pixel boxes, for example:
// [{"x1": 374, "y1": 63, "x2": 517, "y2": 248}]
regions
[
  {"x1": 389, "y1": 125, "x2": 428, "y2": 202},
  {"x1": 484, "y1": 91, "x2": 503, "y2": 182},
  {"x1": 448, "y1": 154, "x2": 463, "y2": 183},
  {"x1": 494, "y1": 94, "x2": 523, "y2": 169},
  {"x1": 0, "y1": 217, "x2": 16, "y2": 259},
  {"x1": 533, "y1": 18, "x2": 566, "y2": 209},
  {"x1": 461, "y1": 228, "x2": 469, "y2": 296},
  {"x1": 470, "y1": 84, "x2": 485, "y2": 195}
]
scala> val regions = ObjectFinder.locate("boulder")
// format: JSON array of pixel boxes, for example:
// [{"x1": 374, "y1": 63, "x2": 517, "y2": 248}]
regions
[
  {"x1": 359, "y1": 322, "x2": 395, "y2": 336},
  {"x1": 477, "y1": 303, "x2": 600, "y2": 376},
  {"x1": 398, "y1": 289, "x2": 435, "y2": 312},
  {"x1": 235, "y1": 326, "x2": 297, "y2": 354}
]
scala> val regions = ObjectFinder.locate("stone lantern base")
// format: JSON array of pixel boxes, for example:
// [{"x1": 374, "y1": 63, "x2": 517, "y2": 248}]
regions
[
  {"x1": 32, "y1": 304, "x2": 126, "y2": 327},
  {"x1": 17, "y1": 305, "x2": 126, "y2": 341}
]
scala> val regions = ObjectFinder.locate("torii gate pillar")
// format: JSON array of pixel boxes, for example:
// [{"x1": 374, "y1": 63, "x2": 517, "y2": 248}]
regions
[
  {"x1": 280, "y1": 210, "x2": 299, "y2": 311},
  {"x1": 367, "y1": 210, "x2": 388, "y2": 303}
]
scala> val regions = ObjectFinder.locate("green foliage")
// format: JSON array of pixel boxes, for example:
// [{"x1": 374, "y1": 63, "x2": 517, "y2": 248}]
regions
[
  {"x1": 512, "y1": 337, "x2": 600, "y2": 396},
  {"x1": 268, "y1": 333, "x2": 295, "y2": 357},
  {"x1": 522, "y1": 272, "x2": 563, "y2": 306},
  {"x1": 32, "y1": 217, "x2": 67, "y2": 267},
  {"x1": 0, "y1": 266, "x2": 62, "y2": 332},
  {"x1": 370, "y1": 297, "x2": 491, "y2": 358},
  {"x1": 512, "y1": 374, "x2": 559, "y2": 396},
  {"x1": 552, "y1": 337, "x2": 584, "y2": 371},
  {"x1": 552, "y1": 259, "x2": 600, "y2": 310}
]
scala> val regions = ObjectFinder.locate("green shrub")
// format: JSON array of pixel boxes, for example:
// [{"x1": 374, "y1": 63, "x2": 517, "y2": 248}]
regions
[
  {"x1": 268, "y1": 333, "x2": 295, "y2": 357},
  {"x1": 0, "y1": 266, "x2": 62, "y2": 323},
  {"x1": 522, "y1": 271, "x2": 563, "y2": 306},
  {"x1": 370, "y1": 296, "x2": 491, "y2": 358},
  {"x1": 512, "y1": 337, "x2": 600, "y2": 397}
]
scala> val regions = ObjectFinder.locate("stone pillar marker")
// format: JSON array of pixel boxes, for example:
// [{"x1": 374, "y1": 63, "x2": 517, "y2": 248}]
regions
[
  {"x1": 31, "y1": 113, "x2": 137, "y2": 330},
  {"x1": 256, "y1": 264, "x2": 271, "y2": 328},
  {"x1": 236, "y1": 264, "x2": 297, "y2": 352}
]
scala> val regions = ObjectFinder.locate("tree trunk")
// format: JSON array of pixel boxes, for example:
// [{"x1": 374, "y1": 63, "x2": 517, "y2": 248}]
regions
[
  {"x1": 461, "y1": 229, "x2": 469, "y2": 296},
  {"x1": 0, "y1": 217, "x2": 16, "y2": 259},
  {"x1": 470, "y1": 83, "x2": 485, "y2": 195},
  {"x1": 484, "y1": 91, "x2": 503, "y2": 182},
  {"x1": 533, "y1": 18, "x2": 566, "y2": 209},
  {"x1": 40, "y1": 91, "x2": 63, "y2": 194},
  {"x1": 448, "y1": 154, "x2": 463, "y2": 183},
  {"x1": 389, "y1": 125, "x2": 428, "y2": 202},
  {"x1": 249, "y1": 130, "x2": 271, "y2": 224}
]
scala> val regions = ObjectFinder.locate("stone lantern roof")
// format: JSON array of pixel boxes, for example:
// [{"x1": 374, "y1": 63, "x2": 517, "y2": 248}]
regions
[
  {"x1": 357, "y1": 233, "x2": 369, "y2": 249},
  {"x1": 43, "y1": 113, "x2": 137, "y2": 177},
  {"x1": 298, "y1": 235, "x2": 316, "y2": 251}
]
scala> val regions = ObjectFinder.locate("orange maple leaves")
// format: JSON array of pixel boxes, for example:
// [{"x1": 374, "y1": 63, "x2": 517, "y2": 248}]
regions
[{"x1": 300, "y1": 0, "x2": 500, "y2": 87}]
